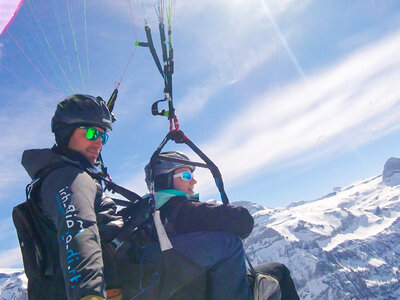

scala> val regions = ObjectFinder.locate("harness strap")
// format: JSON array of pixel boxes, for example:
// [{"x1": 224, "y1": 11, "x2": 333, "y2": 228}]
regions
[
  {"x1": 245, "y1": 252, "x2": 257, "y2": 278},
  {"x1": 144, "y1": 24, "x2": 164, "y2": 77},
  {"x1": 149, "y1": 129, "x2": 229, "y2": 204},
  {"x1": 25, "y1": 164, "x2": 70, "y2": 276},
  {"x1": 90, "y1": 172, "x2": 142, "y2": 204}
]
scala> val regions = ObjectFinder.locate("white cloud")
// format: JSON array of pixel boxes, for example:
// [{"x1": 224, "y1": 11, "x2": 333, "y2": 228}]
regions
[
  {"x1": 0, "y1": 89, "x2": 54, "y2": 196},
  {"x1": 193, "y1": 30, "x2": 400, "y2": 196},
  {"x1": 0, "y1": 247, "x2": 22, "y2": 268},
  {"x1": 173, "y1": 0, "x2": 291, "y2": 119}
]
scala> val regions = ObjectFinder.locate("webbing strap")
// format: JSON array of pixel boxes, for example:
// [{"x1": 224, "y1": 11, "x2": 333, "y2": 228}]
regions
[
  {"x1": 90, "y1": 173, "x2": 143, "y2": 204},
  {"x1": 137, "y1": 19, "x2": 175, "y2": 121},
  {"x1": 25, "y1": 165, "x2": 67, "y2": 276},
  {"x1": 144, "y1": 24, "x2": 164, "y2": 77},
  {"x1": 245, "y1": 252, "x2": 257, "y2": 278},
  {"x1": 149, "y1": 129, "x2": 229, "y2": 204}
]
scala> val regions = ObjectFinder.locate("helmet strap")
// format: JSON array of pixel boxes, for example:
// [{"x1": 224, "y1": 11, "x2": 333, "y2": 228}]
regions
[{"x1": 98, "y1": 153, "x2": 112, "y2": 182}]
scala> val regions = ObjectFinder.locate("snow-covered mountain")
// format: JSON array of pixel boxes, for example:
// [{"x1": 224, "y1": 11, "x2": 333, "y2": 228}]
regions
[
  {"x1": 243, "y1": 157, "x2": 400, "y2": 299},
  {"x1": 1, "y1": 158, "x2": 400, "y2": 299},
  {"x1": 0, "y1": 269, "x2": 27, "y2": 300}
]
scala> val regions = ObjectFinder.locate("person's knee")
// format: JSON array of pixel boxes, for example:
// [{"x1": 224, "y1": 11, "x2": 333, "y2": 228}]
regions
[
  {"x1": 253, "y1": 262, "x2": 291, "y2": 282},
  {"x1": 279, "y1": 263, "x2": 291, "y2": 276},
  {"x1": 205, "y1": 231, "x2": 245, "y2": 260},
  {"x1": 215, "y1": 231, "x2": 243, "y2": 251},
  {"x1": 172, "y1": 231, "x2": 244, "y2": 261}
]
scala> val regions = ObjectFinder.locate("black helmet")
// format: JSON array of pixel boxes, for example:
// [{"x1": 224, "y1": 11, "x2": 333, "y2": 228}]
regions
[
  {"x1": 51, "y1": 94, "x2": 112, "y2": 149},
  {"x1": 51, "y1": 94, "x2": 112, "y2": 132},
  {"x1": 144, "y1": 151, "x2": 195, "y2": 191}
]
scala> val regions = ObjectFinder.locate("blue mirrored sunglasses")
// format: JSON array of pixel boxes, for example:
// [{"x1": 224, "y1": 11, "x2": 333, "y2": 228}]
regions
[
  {"x1": 79, "y1": 126, "x2": 109, "y2": 145},
  {"x1": 173, "y1": 171, "x2": 193, "y2": 181}
]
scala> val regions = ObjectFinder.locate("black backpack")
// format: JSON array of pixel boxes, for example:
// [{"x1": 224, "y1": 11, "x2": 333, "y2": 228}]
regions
[{"x1": 12, "y1": 167, "x2": 68, "y2": 300}]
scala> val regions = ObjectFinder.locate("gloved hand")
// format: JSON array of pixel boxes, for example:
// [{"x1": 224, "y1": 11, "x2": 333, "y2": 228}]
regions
[
  {"x1": 106, "y1": 289, "x2": 123, "y2": 300},
  {"x1": 80, "y1": 289, "x2": 122, "y2": 300},
  {"x1": 80, "y1": 296, "x2": 105, "y2": 300}
]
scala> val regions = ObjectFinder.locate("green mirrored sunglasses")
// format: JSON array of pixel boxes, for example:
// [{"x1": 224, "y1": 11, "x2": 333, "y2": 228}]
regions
[{"x1": 79, "y1": 126, "x2": 109, "y2": 145}]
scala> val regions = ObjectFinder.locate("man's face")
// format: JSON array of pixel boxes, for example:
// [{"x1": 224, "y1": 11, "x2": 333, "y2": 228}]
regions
[
  {"x1": 172, "y1": 167, "x2": 197, "y2": 195},
  {"x1": 68, "y1": 126, "x2": 105, "y2": 163}
]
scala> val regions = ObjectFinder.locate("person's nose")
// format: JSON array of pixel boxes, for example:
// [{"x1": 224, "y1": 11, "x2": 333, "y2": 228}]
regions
[{"x1": 93, "y1": 136, "x2": 103, "y2": 148}]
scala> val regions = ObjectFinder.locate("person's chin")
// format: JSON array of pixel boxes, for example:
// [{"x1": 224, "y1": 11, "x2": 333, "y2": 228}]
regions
[{"x1": 86, "y1": 153, "x2": 98, "y2": 163}]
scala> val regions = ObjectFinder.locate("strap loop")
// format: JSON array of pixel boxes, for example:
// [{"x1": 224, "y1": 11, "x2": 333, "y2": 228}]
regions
[{"x1": 148, "y1": 129, "x2": 229, "y2": 204}]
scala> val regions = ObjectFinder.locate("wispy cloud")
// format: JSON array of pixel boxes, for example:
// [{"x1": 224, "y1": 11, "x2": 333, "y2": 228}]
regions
[
  {"x1": 0, "y1": 248, "x2": 22, "y2": 268},
  {"x1": 0, "y1": 217, "x2": 22, "y2": 268},
  {"x1": 0, "y1": 90, "x2": 54, "y2": 198},
  {"x1": 192, "y1": 30, "x2": 400, "y2": 195},
  {"x1": 259, "y1": 0, "x2": 311, "y2": 86},
  {"x1": 105, "y1": 5, "x2": 400, "y2": 201},
  {"x1": 173, "y1": 0, "x2": 300, "y2": 119}
]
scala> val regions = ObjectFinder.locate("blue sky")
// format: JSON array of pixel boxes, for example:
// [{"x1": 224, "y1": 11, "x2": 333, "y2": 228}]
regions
[{"x1": 1, "y1": 0, "x2": 400, "y2": 267}]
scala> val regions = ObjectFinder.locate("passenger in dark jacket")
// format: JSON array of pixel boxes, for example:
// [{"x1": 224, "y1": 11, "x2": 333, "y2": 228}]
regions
[
  {"x1": 21, "y1": 95, "x2": 123, "y2": 300},
  {"x1": 142, "y1": 151, "x2": 254, "y2": 300},
  {"x1": 143, "y1": 151, "x2": 300, "y2": 300}
]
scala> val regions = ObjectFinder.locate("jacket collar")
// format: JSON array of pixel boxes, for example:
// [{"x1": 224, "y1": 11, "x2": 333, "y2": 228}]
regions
[{"x1": 152, "y1": 189, "x2": 200, "y2": 210}]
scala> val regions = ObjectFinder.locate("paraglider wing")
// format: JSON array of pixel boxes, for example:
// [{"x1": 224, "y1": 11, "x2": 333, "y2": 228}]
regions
[{"x1": 0, "y1": 0, "x2": 23, "y2": 36}]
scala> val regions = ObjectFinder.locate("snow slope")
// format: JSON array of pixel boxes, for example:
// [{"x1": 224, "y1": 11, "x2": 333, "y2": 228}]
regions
[
  {"x1": 0, "y1": 269, "x2": 27, "y2": 300},
  {"x1": 243, "y1": 158, "x2": 400, "y2": 299},
  {"x1": 1, "y1": 158, "x2": 400, "y2": 299}
]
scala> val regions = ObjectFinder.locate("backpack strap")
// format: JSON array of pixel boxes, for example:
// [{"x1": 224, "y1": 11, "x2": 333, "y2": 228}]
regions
[{"x1": 24, "y1": 163, "x2": 71, "y2": 276}]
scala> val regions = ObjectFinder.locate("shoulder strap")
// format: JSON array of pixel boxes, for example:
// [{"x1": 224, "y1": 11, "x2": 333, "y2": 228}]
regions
[
  {"x1": 25, "y1": 163, "x2": 71, "y2": 202},
  {"x1": 24, "y1": 163, "x2": 71, "y2": 276}
]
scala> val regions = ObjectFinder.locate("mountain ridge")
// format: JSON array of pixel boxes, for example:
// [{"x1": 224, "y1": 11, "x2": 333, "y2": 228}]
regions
[
  {"x1": 243, "y1": 166, "x2": 400, "y2": 299},
  {"x1": 1, "y1": 159, "x2": 400, "y2": 299}
]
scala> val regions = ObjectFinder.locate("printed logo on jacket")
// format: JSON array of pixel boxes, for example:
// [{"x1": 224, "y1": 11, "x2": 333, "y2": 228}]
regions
[{"x1": 57, "y1": 185, "x2": 84, "y2": 289}]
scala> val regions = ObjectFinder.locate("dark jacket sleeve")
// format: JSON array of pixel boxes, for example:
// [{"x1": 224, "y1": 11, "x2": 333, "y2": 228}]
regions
[
  {"x1": 40, "y1": 167, "x2": 107, "y2": 300},
  {"x1": 95, "y1": 192, "x2": 124, "y2": 243},
  {"x1": 161, "y1": 197, "x2": 254, "y2": 239}
]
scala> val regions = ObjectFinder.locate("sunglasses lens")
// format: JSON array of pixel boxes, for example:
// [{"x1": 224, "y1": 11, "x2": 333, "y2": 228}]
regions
[
  {"x1": 182, "y1": 172, "x2": 192, "y2": 181},
  {"x1": 83, "y1": 127, "x2": 108, "y2": 145},
  {"x1": 101, "y1": 133, "x2": 108, "y2": 145},
  {"x1": 85, "y1": 128, "x2": 97, "y2": 140}
]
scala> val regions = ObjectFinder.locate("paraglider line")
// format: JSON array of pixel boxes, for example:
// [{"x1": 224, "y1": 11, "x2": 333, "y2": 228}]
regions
[
  {"x1": 21, "y1": 5, "x2": 64, "y2": 91},
  {"x1": 118, "y1": 46, "x2": 138, "y2": 85},
  {"x1": 27, "y1": 0, "x2": 74, "y2": 93},
  {"x1": 66, "y1": 0, "x2": 86, "y2": 92},
  {"x1": 139, "y1": 0, "x2": 148, "y2": 24},
  {"x1": 1, "y1": 63, "x2": 45, "y2": 97},
  {"x1": 129, "y1": 0, "x2": 139, "y2": 40},
  {"x1": 115, "y1": 0, "x2": 139, "y2": 85},
  {"x1": 159, "y1": 0, "x2": 164, "y2": 23},
  {"x1": 83, "y1": 0, "x2": 91, "y2": 92},
  {"x1": 51, "y1": 0, "x2": 76, "y2": 90},
  {"x1": 7, "y1": 32, "x2": 60, "y2": 98}
]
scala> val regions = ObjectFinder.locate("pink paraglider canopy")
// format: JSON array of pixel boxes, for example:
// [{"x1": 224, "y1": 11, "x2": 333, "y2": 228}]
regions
[{"x1": 0, "y1": 0, "x2": 23, "y2": 36}]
